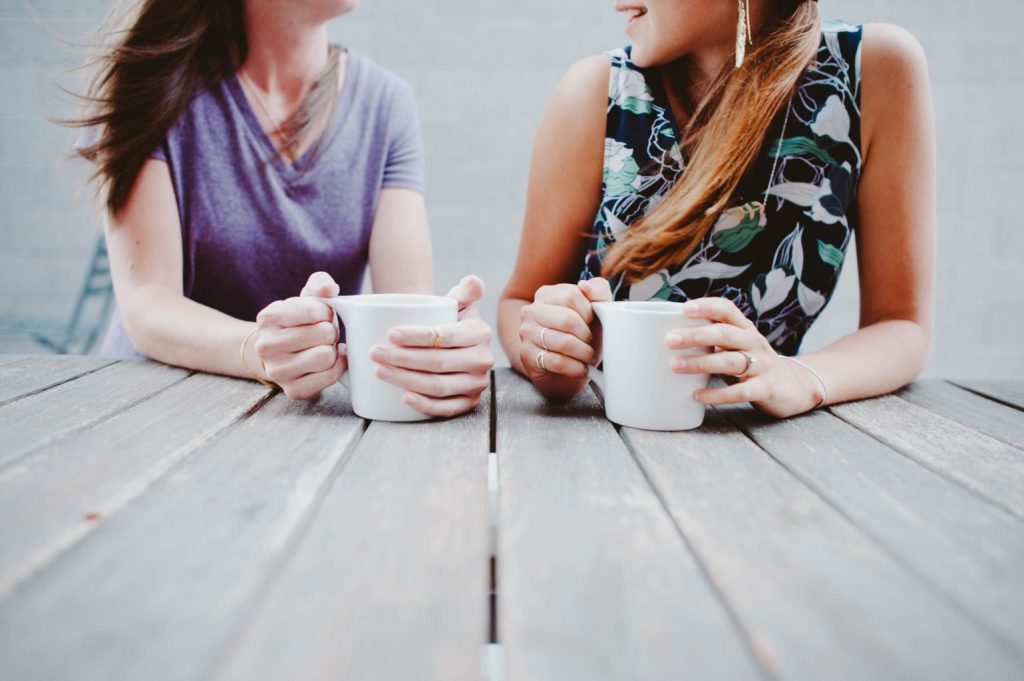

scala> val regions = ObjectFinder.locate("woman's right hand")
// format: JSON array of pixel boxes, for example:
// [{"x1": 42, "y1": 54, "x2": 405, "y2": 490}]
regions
[
  {"x1": 253, "y1": 272, "x2": 347, "y2": 400},
  {"x1": 518, "y1": 277, "x2": 612, "y2": 387}
]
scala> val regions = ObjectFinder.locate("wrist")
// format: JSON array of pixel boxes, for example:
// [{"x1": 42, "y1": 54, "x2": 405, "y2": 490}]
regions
[
  {"x1": 241, "y1": 326, "x2": 278, "y2": 389},
  {"x1": 784, "y1": 356, "x2": 827, "y2": 411}
]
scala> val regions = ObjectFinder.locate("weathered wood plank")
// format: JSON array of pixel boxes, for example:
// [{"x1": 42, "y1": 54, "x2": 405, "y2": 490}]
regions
[
  {"x1": 495, "y1": 369, "x2": 762, "y2": 681},
  {"x1": 0, "y1": 385, "x2": 364, "y2": 681},
  {"x1": 0, "y1": 359, "x2": 189, "y2": 467},
  {"x1": 831, "y1": 395, "x2": 1024, "y2": 519},
  {"x1": 215, "y1": 384, "x2": 492, "y2": 681},
  {"x1": 726, "y1": 405, "x2": 1024, "y2": 653},
  {"x1": 954, "y1": 380, "x2": 1024, "y2": 411},
  {"x1": 897, "y1": 381, "x2": 1024, "y2": 449},
  {"x1": 0, "y1": 355, "x2": 115, "y2": 405},
  {"x1": 0, "y1": 372, "x2": 271, "y2": 598},
  {"x1": 624, "y1": 412, "x2": 1024, "y2": 681}
]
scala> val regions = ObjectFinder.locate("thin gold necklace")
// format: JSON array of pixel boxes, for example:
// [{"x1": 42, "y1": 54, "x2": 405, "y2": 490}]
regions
[{"x1": 238, "y1": 68, "x2": 295, "y2": 161}]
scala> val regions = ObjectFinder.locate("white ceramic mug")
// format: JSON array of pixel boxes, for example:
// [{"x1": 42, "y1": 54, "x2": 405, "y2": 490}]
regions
[
  {"x1": 590, "y1": 301, "x2": 712, "y2": 431},
  {"x1": 323, "y1": 294, "x2": 458, "y2": 422}
]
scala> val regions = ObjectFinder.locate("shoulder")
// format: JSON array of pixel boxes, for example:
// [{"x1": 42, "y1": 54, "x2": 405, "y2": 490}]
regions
[
  {"x1": 860, "y1": 23, "x2": 929, "y2": 85},
  {"x1": 554, "y1": 53, "x2": 614, "y2": 107},
  {"x1": 859, "y1": 23, "x2": 931, "y2": 155},
  {"x1": 346, "y1": 50, "x2": 415, "y2": 108}
]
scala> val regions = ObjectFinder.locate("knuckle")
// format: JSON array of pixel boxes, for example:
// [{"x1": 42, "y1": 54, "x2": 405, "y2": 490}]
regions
[
  {"x1": 253, "y1": 336, "x2": 273, "y2": 357},
  {"x1": 431, "y1": 352, "x2": 451, "y2": 374},
  {"x1": 316, "y1": 320, "x2": 338, "y2": 343},
  {"x1": 478, "y1": 323, "x2": 493, "y2": 345},
  {"x1": 312, "y1": 344, "x2": 336, "y2": 368},
  {"x1": 284, "y1": 384, "x2": 307, "y2": 400},
  {"x1": 265, "y1": 363, "x2": 286, "y2": 382}
]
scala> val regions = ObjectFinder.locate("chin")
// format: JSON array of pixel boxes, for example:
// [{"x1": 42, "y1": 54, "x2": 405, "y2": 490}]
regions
[
  {"x1": 319, "y1": 0, "x2": 359, "y2": 19},
  {"x1": 627, "y1": 43, "x2": 671, "y2": 69}
]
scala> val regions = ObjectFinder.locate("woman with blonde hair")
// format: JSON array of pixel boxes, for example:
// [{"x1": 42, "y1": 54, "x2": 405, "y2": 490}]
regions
[
  {"x1": 74, "y1": 0, "x2": 493, "y2": 416},
  {"x1": 499, "y1": 0, "x2": 934, "y2": 417}
]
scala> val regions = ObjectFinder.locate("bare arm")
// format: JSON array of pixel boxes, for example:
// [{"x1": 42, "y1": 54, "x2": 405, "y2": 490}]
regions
[
  {"x1": 788, "y1": 23, "x2": 935, "y2": 405},
  {"x1": 671, "y1": 23, "x2": 936, "y2": 417},
  {"x1": 497, "y1": 55, "x2": 610, "y2": 399},
  {"x1": 368, "y1": 187, "x2": 434, "y2": 294},
  {"x1": 107, "y1": 159, "x2": 266, "y2": 379},
  {"x1": 367, "y1": 187, "x2": 494, "y2": 417}
]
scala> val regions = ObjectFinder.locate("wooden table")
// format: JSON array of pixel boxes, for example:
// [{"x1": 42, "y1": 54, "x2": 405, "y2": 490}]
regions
[{"x1": 0, "y1": 355, "x2": 1021, "y2": 680}]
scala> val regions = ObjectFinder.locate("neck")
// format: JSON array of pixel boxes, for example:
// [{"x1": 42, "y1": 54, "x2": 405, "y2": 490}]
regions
[
  {"x1": 677, "y1": 0, "x2": 774, "y2": 100},
  {"x1": 241, "y1": 1, "x2": 329, "y2": 105}
]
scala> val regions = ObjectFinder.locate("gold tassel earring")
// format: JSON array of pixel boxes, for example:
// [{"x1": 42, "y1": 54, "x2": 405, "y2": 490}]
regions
[{"x1": 735, "y1": 0, "x2": 753, "y2": 68}]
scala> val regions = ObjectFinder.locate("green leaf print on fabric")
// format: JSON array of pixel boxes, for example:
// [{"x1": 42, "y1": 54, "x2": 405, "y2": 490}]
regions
[
  {"x1": 584, "y1": 25, "x2": 865, "y2": 357},
  {"x1": 629, "y1": 271, "x2": 674, "y2": 301},
  {"x1": 769, "y1": 136, "x2": 839, "y2": 166},
  {"x1": 818, "y1": 240, "x2": 845, "y2": 268},
  {"x1": 603, "y1": 140, "x2": 641, "y2": 197},
  {"x1": 712, "y1": 202, "x2": 768, "y2": 253},
  {"x1": 614, "y1": 68, "x2": 655, "y2": 115}
]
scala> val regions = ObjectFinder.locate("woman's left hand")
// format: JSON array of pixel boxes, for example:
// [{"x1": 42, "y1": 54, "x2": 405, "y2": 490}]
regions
[
  {"x1": 370, "y1": 275, "x2": 495, "y2": 418},
  {"x1": 667, "y1": 297, "x2": 825, "y2": 419}
]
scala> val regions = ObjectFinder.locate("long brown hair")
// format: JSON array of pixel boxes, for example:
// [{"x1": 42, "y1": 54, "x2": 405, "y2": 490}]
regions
[
  {"x1": 72, "y1": 0, "x2": 340, "y2": 216},
  {"x1": 601, "y1": 0, "x2": 821, "y2": 283}
]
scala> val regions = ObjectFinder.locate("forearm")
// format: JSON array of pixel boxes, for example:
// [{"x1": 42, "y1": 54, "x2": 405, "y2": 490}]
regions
[
  {"x1": 795, "y1": 319, "x2": 931, "y2": 406},
  {"x1": 498, "y1": 296, "x2": 588, "y2": 400},
  {"x1": 120, "y1": 284, "x2": 264, "y2": 381}
]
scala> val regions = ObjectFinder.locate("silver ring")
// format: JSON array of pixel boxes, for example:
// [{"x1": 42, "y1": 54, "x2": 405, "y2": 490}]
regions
[
  {"x1": 737, "y1": 350, "x2": 756, "y2": 379},
  {"x1": 540, "y1": 327, "x2": 550, "y2": 351},
  {"x1": 536, "y1": 350, "x2": 548, "y2": 372}
]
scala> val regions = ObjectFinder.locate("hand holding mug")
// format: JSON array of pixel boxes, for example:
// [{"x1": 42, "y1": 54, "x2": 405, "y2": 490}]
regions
[
  {"x1": 370, "y1": 275, "x2": 495, "y2": 418},
  {"x1": 254, "y1": 271, "x2": 347, "y2": 400},
  {"x1": 518, "y1": 277, "x2": 612, "y2": 382},
  {"x1": 669, "y1": 297, "x2": 825, "y2": 418}
]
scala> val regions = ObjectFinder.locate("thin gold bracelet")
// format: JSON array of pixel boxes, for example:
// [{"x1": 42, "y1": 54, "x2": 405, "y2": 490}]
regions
[
  {"x1": 241, "y1": 327, "x2": 279, "y2": 390},
  {"x1": 784, "y1": 356, "x2": 827, "y2": 410}
]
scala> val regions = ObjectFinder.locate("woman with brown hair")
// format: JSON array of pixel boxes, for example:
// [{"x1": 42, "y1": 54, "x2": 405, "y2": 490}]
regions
[
  {"x1": 75, "y1": 0, "x2": 493, "y2": 416},
  {"x1": 499, "y1": 0, "x2": 935, "y2": 417}
]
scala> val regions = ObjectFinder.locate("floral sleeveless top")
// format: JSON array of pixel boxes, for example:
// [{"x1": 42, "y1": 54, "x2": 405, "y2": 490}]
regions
[{"x1": 582, "y1": 20, "x2": 863, "y2": 356}]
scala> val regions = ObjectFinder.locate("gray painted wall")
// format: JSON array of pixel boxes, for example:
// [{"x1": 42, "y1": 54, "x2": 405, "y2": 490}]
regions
[{"x1": 0, "y1": 0, "x2": 1020, "y2": 378}]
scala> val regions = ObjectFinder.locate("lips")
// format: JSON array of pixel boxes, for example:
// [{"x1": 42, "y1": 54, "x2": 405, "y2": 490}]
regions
[{"x1": 615, "y1": 3, "x2": 648, "y2": 20}]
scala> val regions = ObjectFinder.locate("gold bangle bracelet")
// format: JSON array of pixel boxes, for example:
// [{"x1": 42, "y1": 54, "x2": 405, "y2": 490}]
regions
[
  {"x1": 240, "y1": 327, "x2": 279, "y2": 391},
  {"x1": 784, "y1": 356, "x2": 827, "y2": 410}
]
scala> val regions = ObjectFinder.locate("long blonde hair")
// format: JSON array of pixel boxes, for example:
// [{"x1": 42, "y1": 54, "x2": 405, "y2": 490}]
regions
[{"x1": 602, "y1": 0, "x2": 821, "y2": 283}]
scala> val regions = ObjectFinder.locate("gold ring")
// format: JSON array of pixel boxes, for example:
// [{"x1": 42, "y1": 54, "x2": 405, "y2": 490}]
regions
[{"x1": 432, "y1": 325, "x2": 444, "y2": 349}]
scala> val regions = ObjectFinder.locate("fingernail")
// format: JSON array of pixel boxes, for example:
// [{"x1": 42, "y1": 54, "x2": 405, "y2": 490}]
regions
[
  {"x1": 369, "y1": 346, "x2": 386, "y2": 361},
  {"x1": 376, "y1": 365, "x2": 393, "y2": 380},
  {"x1": 389, "y1": 329, "x2": 407, "y2": 344},
  {"x1": 684, "y1": 302, "x2": 702, "y2": 316},
  {"x1": 667, "y1": 333, "x2": 684, "y2": 347},
  {"x1": 403, "y1": 393, "x2": 420, "y2": 406},
  {"x1": 672, "y1": 357, "x2": 688, "y2": 371},
  {"x1": 694, "y1": 391, "x2": 707, "y2": 403}
]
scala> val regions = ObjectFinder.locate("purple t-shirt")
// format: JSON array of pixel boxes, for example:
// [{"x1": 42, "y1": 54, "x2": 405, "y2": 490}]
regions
[{"x1": 101, "y1": 50, "x2": 424, "y2": 356}]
